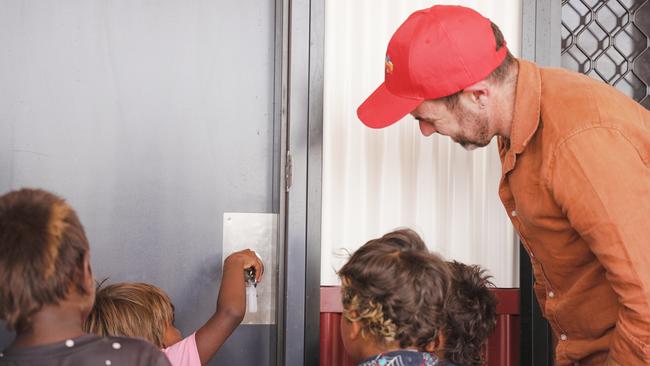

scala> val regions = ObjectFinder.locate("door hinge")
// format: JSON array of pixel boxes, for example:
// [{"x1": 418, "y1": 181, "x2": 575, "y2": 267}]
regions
[{"x1": 285, "y1": 151, "x2": 292, "y2": 192}]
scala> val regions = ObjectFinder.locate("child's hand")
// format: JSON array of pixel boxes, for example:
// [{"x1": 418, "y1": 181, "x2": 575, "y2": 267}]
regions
[
  {"x1": 197, "y1": 249, "x2": 265, "y2": 365},
  {"x1": 224, "y1": 249, "x2": 264, "y2": 283}
]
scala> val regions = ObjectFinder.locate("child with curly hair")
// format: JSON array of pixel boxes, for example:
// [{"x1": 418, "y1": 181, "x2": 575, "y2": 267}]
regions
[
  {"x1": 442, "y1": 261, "x2": 497, "y2": 366},
  {"x1": 0, "y1": 188, "x2": 170, "y2": 366},
  {"x1": 84, "y1": 249, "x2": 263, "y2": 366},
  {"x1": 338, "y1": 229, "x2": 456, "y2": 366}
]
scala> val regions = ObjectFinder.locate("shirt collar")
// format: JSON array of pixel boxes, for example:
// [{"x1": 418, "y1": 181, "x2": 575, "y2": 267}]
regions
[{"x1": 499, "y1": 59, "x2": 542, "y2": 176}]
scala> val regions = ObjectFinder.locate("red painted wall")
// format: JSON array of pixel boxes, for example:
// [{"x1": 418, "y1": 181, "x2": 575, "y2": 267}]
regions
[{"x1": 319, "y1": 287, "x2": 520, "y2": 366}]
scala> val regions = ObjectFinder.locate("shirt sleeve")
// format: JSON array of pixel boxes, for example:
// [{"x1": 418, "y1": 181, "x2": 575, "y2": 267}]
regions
[
  {"x1": 162, "y1": 333, "x2": 201, "y2": 366},
  {"x1": 549, "y1": 127, "x2": 650, "y2": 366}
]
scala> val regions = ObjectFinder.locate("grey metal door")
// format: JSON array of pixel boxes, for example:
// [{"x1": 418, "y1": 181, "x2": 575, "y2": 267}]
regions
[{"x1": 0, "y1": 1, "x2": 281, "y2": 365}]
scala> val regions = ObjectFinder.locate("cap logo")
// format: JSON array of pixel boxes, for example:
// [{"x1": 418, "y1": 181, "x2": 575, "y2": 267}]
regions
[{"x1": 385, "y1": 55, "x2": 394, "y2": 75}]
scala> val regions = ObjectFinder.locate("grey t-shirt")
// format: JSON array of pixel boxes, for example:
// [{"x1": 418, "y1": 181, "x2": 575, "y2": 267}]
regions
[{"x1": 0, "y1": 334, "x2": 171, "y2": 366}]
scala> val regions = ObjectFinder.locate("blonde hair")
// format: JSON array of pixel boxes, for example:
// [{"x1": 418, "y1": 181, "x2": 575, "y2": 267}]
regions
[
  {"x1": 342, "y1": 293, "x2": 398, "y2": 342},
  {"x1": 84, "y1": 282, "x2": 174, "y2": 348}
]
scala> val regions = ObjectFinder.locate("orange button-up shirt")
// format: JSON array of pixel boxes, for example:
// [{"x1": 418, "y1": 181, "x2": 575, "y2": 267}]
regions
[{"x1": 499, "y1": 59, "x2": 650, "y2": 365}]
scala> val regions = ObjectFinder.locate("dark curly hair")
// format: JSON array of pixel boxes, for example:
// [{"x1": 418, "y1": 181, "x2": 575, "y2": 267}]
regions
[
  {"x1": 338, "y1": 229, "x2": 451, "y2": 350},
  {"x1": 442, "y1": 261, "x2": 498, "y2": 366}
]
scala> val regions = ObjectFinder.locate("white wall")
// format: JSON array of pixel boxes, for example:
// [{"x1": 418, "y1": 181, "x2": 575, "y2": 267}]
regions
[{"x1": 321, "y1": 0, "x2": 522, "y2": 287}]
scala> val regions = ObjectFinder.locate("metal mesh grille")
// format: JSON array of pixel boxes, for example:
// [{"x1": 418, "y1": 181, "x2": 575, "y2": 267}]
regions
[{"x1": 561, "y1": 0, "x2": 650, "y2": 108}]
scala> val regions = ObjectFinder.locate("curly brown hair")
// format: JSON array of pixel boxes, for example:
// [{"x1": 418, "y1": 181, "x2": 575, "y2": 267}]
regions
[
  {"x1": 84, "y1": 282, "x2": 175, "y2": 348},
  {"x1": 0, "y1": 188, "x2": 90, "y2": 331},
  {"x1": 442, "y1": 261, "x2": 498, "y2": 366},
  {"x1": 338, "y1": 229, "x2": 450, "y2": 350}
]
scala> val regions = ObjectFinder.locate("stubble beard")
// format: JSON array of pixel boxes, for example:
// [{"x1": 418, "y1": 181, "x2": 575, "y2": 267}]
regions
[{"x1": 456, "y1": 107, "x2": 491, "y2": 151}]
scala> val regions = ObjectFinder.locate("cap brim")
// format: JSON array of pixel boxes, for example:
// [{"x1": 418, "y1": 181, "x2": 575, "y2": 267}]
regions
[{"x1": 357, "y1": 83, "x2": 423, "y2": 129}]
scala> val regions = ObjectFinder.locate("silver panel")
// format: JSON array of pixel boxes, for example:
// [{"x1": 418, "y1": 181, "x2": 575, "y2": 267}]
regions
[{"x1": 222, "y1": 213, "x2": 278, "y2": 325}]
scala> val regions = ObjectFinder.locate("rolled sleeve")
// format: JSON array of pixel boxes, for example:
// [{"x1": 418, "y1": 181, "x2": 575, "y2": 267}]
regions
[{"x1": 550, "y1": 127, "x2": 650, "y2": 365}]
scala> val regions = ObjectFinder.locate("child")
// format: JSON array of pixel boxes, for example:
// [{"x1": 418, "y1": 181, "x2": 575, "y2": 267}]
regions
[
  {"x1": 338, "y1": 229, "x2": 455, "y2": 366},
  {"x1": 368, "y1": 230, "x2": 498, "y2": 366},
  {"x1": 0, "y1": 188, "x2": 170, "y2": 366},
  {"x1": 442, "y1": 261, "x2": 497, "y2": 366},
  {"x1": 84, "y1": 249, "x2": 263, "y2": 366}
]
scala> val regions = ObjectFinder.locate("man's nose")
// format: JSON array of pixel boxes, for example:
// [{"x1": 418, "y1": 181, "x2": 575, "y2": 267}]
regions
[{"x1": 418, "y1": 120, "x2": 436, "y2": 137}]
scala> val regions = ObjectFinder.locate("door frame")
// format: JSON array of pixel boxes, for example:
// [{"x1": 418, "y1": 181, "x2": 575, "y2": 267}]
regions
[
  {"x1": 279, "y1": 0, "x2": 565, "y2": 364},
  {"x1": 520, "y1": 1, "x2": 561, "y2": 365},
  {"x1": 276, "y1": 0, "x2": 325, "y2": 365}
]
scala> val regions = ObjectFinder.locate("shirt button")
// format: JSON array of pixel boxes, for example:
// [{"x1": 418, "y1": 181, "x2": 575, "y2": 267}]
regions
[
  {"x1": 548, "y1": 291, "x2": 555, "y2": 298},
  {"x1": 511, "y1": 210, "x2": 517, "y2": 217},
  {"x1": 560, "y1": 334, "x2": 568, "y2": 341}
]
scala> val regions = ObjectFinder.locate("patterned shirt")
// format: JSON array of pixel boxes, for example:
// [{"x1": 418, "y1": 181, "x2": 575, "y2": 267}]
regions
[{"x1": 358, "y1": 350, "x2": 453, "y2": 366}]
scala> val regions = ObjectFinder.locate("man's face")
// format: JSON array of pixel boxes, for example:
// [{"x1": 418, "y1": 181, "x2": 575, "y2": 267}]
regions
[{"x1": 410, "y1": 96, "x2": 492, "y2": 150}]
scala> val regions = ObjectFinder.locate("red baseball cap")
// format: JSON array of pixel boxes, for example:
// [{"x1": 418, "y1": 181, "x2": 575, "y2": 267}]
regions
[{"x1": 357, "y1": 5, "x2": 508, "y2": 129}]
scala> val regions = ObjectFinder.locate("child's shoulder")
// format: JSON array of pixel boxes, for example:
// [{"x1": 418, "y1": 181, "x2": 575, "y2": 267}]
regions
[
  {"x1": 162, "y1": 333, "x2": 201, "y2": 366},
  {"x1": 0, "y1": 335, "x2": 170, "y2": 366},
  {"x1": 90, "y1": 334, "x2": 166, "y2": 357}
]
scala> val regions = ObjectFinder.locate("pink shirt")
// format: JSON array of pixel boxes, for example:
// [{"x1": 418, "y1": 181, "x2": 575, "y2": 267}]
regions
[{"x1": 162, "y1": 333, "x2": 201, "y2": 366}]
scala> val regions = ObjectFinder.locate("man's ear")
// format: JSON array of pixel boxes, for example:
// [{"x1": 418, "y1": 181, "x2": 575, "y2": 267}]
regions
[{"x1": 463, "y1": 80, "x2": 490, "y2": 109}]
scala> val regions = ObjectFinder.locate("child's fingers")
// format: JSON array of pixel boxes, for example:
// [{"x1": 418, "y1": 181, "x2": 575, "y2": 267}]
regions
[
  {"x1": 257, "y1": 259, "x2": 264, "y2": 282},
  {"x1": 252, "y1": 251, "x2": 264, "y2": 282},
  {"x1": 237, "y1": 249, "x2": 264, "y2": 282},
  {"x1": 254, "y1": 251, "x2": 264, "y2": 281}
]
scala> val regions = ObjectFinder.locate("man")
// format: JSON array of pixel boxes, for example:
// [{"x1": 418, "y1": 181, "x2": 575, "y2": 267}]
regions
[{"x1": 357, "y1": 5, "x2": 650, "y2": 366}]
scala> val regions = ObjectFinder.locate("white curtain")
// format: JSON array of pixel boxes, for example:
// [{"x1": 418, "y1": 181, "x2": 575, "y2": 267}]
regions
[{"x1": 321, "y1": 0, "x2": 522, "y2": 287}]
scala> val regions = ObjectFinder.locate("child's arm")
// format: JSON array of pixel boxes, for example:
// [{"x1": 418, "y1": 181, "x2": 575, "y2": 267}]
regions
[{"x1": 195, "y1": 249, "x2": 264, "y2": 365}]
